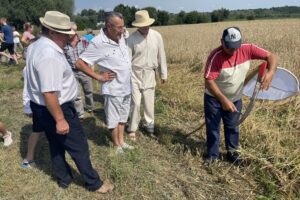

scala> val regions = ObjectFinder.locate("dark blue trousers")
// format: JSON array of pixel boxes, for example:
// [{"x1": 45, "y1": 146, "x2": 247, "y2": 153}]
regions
[
  {"x1": 204, "y1": 94, "x2": 242, "y2": 160},
  {"x1": 30, "y1": 101, "x2": 102, "y2": 191}
]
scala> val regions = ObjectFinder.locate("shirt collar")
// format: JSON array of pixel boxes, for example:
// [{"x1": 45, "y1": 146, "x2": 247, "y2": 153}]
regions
[
  {"x1": 136, "y1": 28, "x2": 152, "y2": 37},
  {"x1": 41, "y1": 36, "x2": 64, "y2": 54},
  {"x1": 100, "y1": 28, "x2": 120, "y2": 46}
]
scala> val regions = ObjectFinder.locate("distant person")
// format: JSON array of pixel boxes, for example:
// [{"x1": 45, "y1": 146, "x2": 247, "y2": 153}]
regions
[
  {"x1": 21, "y1": 22, "x2": 35, "y2": 59},
  {"x1": 64, "y1": 22, "x2": 94, "y2": 118},
  {"x1": 12, "y1": 26, "x2": 23, "y2": 53},
  {"x1": 21, "y1": 22, "x2": 35, "y2": 47},
  {"x1": 204, "y1": 27, "x2": 278, "y2": 164},
  {"x1": 24, "y1": 10, "x2": 113, "y2": 193},
  {"x1": 0, "y1": 17, "x2": 19, "y2": 64},
  {"x1": 0, "y1": 120, "x2": 13, "y2": 146},
  {"x1": 76, "y1": 11, "x2": 134, "y2": 154},
  {"x1": 83, "y1": 28, "x2": 95, "y2": 42},
  {"x1": 21, "y1": 65, "x2": 44, "y2": 169},
  {"x1": 0, "y1": 32, "x2": 3, "y2": 42},
  {"x1": 127, "y1": 10, "x2": 167, "y2": 141}
]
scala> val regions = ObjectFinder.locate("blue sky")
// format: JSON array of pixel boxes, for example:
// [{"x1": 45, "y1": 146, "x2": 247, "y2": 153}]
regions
[{"x1": 75, "y1": 0, "x2": 300, "y2": 13}]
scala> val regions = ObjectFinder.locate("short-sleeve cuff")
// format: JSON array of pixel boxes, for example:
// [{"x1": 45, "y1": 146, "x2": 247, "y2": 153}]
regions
[{"x1": 80, "y1": 56, "x2": 93, "y2": 66}]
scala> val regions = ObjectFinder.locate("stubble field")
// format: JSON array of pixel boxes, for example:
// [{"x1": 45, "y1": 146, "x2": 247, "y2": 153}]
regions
[{"x1": 0, "y1": 18, "x2": 299, "y2": 199}]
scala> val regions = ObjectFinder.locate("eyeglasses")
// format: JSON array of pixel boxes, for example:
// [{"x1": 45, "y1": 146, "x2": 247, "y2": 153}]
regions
[{"x1": 109, "y1": 23, "x2": 125, "y2": 31}]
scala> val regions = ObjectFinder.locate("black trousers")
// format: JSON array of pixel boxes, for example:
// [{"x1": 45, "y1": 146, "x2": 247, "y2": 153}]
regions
[{"x1": 30, "y1": 101, "x2": 102, "y2": 191}]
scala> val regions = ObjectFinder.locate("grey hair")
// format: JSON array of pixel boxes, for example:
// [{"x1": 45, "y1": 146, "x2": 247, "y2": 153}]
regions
[{"x1": 105, "y1": 11, "x2": 123, "y2": 26}]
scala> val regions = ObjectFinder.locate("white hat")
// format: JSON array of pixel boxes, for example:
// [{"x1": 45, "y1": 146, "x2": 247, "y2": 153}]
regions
[
  {"x1": 222, "y1": 27, "x2": 242, "y2": 48},
  {"x1": 39, "y1": 11, "x2": 75, "y2": 35},
  {"x1": 132, "y1": 10, "x2": 155, "y2": 27}
]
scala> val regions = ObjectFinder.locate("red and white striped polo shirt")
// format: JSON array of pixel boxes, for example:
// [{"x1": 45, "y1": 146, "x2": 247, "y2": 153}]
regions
[{"x1": 204, "y1": 43, "x2": 269, "y2": 102}]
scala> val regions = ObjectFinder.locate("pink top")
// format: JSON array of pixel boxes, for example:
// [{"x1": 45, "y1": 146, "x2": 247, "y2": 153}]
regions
[
  {"x1": 23, "y1": 31, "x2": 35, "y2": 42},
  {"x1": 204, "y1": 43, "x2": 269, "y2": 101}
]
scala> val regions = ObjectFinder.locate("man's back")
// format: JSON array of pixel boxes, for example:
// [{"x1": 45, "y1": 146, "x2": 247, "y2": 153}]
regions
[{"x1": 1, "y1": 25, "x2": 13, "y2": 44}]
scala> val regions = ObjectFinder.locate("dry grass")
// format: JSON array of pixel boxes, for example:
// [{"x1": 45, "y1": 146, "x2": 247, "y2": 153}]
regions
[
  {"x1": 0, "y1": 19, "x2": 299, "y2": 199},
  {"x1": 151, "y1": 18, "x2": 300, "y2": 199}
]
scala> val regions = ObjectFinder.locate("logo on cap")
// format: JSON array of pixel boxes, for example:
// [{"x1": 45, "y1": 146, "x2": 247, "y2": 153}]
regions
[{"x1": 222, "y1": 27, "x2": 242, "y2": 48}]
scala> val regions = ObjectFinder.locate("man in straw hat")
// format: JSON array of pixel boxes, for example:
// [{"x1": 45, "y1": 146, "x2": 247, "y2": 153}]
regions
[
  {"x1": 127, "y1": 10, "x2": 167, "y2": 141},
  {"x1": 24, "y1": 11, "x2": 114, "y2": 193},
  {"x1": 76, "y1": 11, "x2": 134, "y2": 154}
]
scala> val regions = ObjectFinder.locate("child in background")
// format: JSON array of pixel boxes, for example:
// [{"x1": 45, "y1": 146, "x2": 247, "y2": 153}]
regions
[
  {"x1": 21, "y1": 67, "x2": 44, "y2": 168},
  {"x1": 12, "y1": 26, "x2": 23, "y2": 53},
  {"x1": 0, "y1": 121, "x2": 13, "y2": 146}
]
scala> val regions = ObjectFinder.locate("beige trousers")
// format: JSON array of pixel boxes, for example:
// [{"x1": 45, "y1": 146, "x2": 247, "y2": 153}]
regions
[{"x1": 128, "y1": 84, "x2": 155, "y2": 132}]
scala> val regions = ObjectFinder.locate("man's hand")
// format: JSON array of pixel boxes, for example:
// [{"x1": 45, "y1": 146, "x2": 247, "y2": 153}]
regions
[
  {"x1": 161, "y1": 79, "x2": 167, "y2": 84},
  {"x1": 261, "y1": 52, "x2": 277, "y2": 90},
  {"x1": 43, "y1": 92, "x2": 69, "y2": 135},
  {"x1": 99, "y1": 71, "x2": 116, "y2": 82},
  {"x1": 56, "y1": 119, "x2": 69, "y2": 135},
  {"x1": 261, "y1": 71, "x2": 274, "y2": 91},
  {"x1": 220, "y1": 98, "x2": 238, "y2": 112}
]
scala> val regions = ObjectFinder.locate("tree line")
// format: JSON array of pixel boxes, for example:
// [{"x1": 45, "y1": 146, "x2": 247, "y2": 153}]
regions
[
  {"x1": 0, "y1": 0, "x2": 74, "y2": 30},
  {"x1": 0, "y1": 1, "x2": 299, "y2": 31},
  {"x1": 75, "y1": 5, "x2": 300, "y2": 30}
]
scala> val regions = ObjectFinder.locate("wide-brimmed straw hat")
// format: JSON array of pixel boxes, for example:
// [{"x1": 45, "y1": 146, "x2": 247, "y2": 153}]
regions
[
  {"x1": 39, "y1": 11, "x2": 75, "y2": 35},
  {"x1": 132, "y1": 10, "x2": 155, "y2": 27}
]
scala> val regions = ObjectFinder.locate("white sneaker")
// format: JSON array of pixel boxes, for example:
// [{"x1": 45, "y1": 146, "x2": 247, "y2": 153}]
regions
[
  {"x1": 78, "y1": 114, "x2": 85, "y2": 119},
  {"x1": 121, "y1": 143, "x2": 134, "y2": 150},
  {"x1": 116, "y1": 146, "x2": 124, "y2": 154},
  {"x1": 3, "y1": 131, "x2": 13, "y2": 146}
]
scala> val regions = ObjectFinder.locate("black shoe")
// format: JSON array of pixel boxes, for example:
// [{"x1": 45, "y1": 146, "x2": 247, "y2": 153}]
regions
[
  {"x1": 204, "y1": 157, "x2": 220, "y2": 167},
  {"x1": 58, "y1": 181, "x2": 70, "y2": 189},
  {"x1": 226, "y1": 152, "x2": 243, "y2": 166},
  {"x1": 8, "y1": 60, "x2": 17, "y2": 65}
]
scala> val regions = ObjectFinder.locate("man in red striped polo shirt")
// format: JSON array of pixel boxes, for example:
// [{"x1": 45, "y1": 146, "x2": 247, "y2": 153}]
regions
[{"x1": 204, "y1": 27, "x2": 278, "y2": 164}]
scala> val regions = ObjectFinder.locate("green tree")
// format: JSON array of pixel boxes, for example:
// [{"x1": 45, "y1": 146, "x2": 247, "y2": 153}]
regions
[
  {"x1": 78, "y1": 9, "x2": 98, "y2": 29},
  {"x1": 197, "y1": 13, "x2": 210, "y2": 23},
  {"x1": 184, "y1": 11, "x2": 199, "y2": 24},
  {"x1": 114, "y1": 4, "x2": 137, "y2": 27},
  {"x1": 211, "y1": 8, "x2": 230, "y2": 22},
  {"x1": 176, "y1": 11, "x2": 185, "y2": 24},
  {"x1": 157, "y1": 10, "x2": 169, "y2": 25},
  {"x1": 0, "y1": 0, "x2": 74, "y2": 30}
]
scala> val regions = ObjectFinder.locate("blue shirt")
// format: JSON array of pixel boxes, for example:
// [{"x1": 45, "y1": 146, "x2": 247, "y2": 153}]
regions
[
  {"x1": 83, "y1": 34, "x2": 94, "y2": 42},
  {"x1": 0, "y1": 25, "x2": 14, "y2": 44}
]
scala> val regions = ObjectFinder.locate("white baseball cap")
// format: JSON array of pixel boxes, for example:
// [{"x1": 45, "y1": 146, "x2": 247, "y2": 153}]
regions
[{"x1": 222, "y1": 27, "x2": 242, "y2": 48}]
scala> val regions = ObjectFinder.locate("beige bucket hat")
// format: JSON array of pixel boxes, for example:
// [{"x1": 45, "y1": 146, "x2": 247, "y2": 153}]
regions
[
  {"x1": 39, "y1": 11, "x2": 75, "y2": 35},
  {"x1": 132, "y1": 10, "x2": 155, "y2": 27}
]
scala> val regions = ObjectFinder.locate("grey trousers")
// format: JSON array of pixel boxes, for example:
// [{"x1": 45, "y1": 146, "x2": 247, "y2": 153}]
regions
[{"x1": 73, "y1": 72, "x2": 94, "y2": 117}]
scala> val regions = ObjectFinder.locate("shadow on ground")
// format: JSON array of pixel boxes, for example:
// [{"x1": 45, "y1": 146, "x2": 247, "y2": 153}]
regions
[
  {"x1": 19, "y1": 120, "x2": 110, "y2": 188},
  {"x1": 80, "y1": 116, "x2": 111, "y2": 147},
  {"x1": 140, "y1": 123, "x2": 207, "y2": 157}
]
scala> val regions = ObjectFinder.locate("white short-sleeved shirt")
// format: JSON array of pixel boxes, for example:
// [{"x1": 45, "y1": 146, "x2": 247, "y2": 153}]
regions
[
  {"x1": 80, "y1": 28, "x2": 131, "y2": 97},
  {"x1": 25, "y1": 36, "x2": 77, "y2": 106}
]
